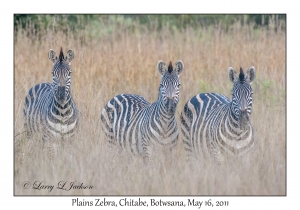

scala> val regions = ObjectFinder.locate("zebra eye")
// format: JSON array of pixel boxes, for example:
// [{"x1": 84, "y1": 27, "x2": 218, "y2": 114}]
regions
[{"x1": 178, "y1": 84, "x2": 181, "y2": 87}]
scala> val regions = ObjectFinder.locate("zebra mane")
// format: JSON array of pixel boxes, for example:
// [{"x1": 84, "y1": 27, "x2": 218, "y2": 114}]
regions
[
  {"x1": 59, "y1": 47, "x2": 64, "y2": 62},
  {"x1": 168, "y1": 61, "x2": 173, "y2": 73},
  {"x1": 239, "y1": 67, "x2": 245, "y2": 82}
]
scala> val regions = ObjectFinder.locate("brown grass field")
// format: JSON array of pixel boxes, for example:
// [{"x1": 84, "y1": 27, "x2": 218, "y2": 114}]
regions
[{"x1": 14, "y1": 19, "x2": 286, "y2": 195}]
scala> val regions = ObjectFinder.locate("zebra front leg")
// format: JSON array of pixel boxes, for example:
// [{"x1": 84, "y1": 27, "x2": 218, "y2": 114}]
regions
[
  {"x1": 61, "y1": 134, "x2": 75, "y2": 163},
  {"x1": 210, "y1": 144, "x2": 224, "y2": 165},
  {"x1": 42, "y1": 132, "x2": 59, "y2": 160},
  {"x1": 168, "y1": 143, "x2": 178, "y2": 165},
  {"x1": 142, "y1": 141, "x2": 153, "y2": 166}
]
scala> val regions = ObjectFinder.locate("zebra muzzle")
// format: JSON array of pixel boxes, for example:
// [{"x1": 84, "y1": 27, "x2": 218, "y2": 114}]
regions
[
  {"x1": 165, "y1": 98, "x2": 176, "y2": 114},
  {"x1": 239, "y1": 109, "x2": 249, "y2": 130},
  {"x1": 57, "y1": 86, "x2": 66, "y2": 103}
]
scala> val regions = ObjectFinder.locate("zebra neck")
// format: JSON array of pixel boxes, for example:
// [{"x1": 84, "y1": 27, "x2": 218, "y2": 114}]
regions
[
  {"x1": 154, "y1": 99, "x2": 176, "y2": 131},
  {"x1": 51, "y1": 95, "x2": 74, "y2": 123},
  {"x1": 228, "y1": 103, "x2": 251, "y2": 134}
]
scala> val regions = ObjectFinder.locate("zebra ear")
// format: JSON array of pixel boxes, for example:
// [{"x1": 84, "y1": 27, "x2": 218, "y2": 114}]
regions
[
  {"x1": 157, "y1": 60, "x2": 166, "y2": 75},
  {"x1": 246, "y1": 66, "x2": 255, "y2": 84},
  {"x1": 174, "y1": 60, "x2": 184, "y2": 75},
  {"x1": 66, "y1": 49, "x2": 74, "y2": 64},
  {"x1": 48, "y1": 49, "x2": 57, "y2": 64},
  {"x1": 228, "y1": 67, "x2": 238, "y2": 83}
]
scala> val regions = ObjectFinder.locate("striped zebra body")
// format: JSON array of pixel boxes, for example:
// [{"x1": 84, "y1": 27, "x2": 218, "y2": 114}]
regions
[
  {"x1": 24, "y1": 83, "x2": 78, "y2": 141},
  {"x1": 181, "y1": 66, "x2": 255, "y2": 162},
  {"x1": 24, "y1": 48, "x2": 79, "y2": 153},
  {"x1": 101, "y1": 60, "x2": 184, "y2": 161}
]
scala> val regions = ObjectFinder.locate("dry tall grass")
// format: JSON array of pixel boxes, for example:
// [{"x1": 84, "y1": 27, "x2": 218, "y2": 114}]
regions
[{"x1": 14, "y1": 20, "x2": 285, "y2": 195}]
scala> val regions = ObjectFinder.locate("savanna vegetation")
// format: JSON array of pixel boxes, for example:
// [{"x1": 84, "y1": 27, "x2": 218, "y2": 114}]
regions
[{"x1": 14, "y1": 15, "x2": 285, "y2": 195}]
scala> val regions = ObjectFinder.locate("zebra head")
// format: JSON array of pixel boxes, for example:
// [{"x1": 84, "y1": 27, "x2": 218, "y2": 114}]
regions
[
  {"x1": 228, "y1": 66, "x2": 255, "y2": 130},
  {"x1": 48, "y1": 48, "x2": 74, "y2": 104},
  {"x1": 157, "y1": 60, "x2": 184, "y2": 114}
]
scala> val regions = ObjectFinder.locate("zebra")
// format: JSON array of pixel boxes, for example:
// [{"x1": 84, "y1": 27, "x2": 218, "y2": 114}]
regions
[
  {"x1": 180, "y1": 66, "x2": 255, "y2": 162},
  {"x1": 100, "y1": 60, "x2": 184, "y2": 162},
  {"x1": 23, "y1": 47, "x2": 79, "y2": 155}
]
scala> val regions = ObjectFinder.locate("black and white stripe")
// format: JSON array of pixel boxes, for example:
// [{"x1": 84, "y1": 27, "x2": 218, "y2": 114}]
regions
[
  {"x1": 100, "y1": 60, "x2": 184, "y2": 162},
  {"x1": 24, "y1": 48, "x2": 79, "y2": 153},
  {"x1": 180, "y1": 66, "x2": 255, "y2": 162}
]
